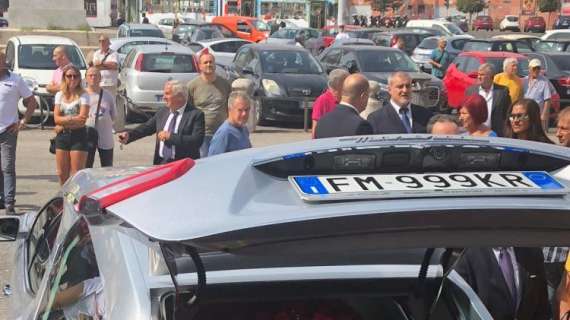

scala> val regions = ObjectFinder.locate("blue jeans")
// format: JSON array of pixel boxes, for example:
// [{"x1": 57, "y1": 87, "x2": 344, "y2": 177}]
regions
[
  {"x1": 199, "y1": 135, "x2": 213, "y2": 158},
  {"x1": 0, "y1": 130, "x2": 17, "y2": 206}
]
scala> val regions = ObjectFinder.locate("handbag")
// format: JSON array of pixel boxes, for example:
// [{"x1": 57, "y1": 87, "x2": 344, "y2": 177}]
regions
[
  {"x1": 49, "y1": 137, "x2": 56, "y2": 154},
  {"x1": 86, "y1": 89, "x2": 104, "y2": 151}
]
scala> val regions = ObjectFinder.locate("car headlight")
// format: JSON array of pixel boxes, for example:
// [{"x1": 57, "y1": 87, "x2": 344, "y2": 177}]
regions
[
  {"x1": 262, "y1": 79, "x2": 283, "y2": 97},
  {"x1": 23, "y1": 77, "x2": 38, "y2": 91}
]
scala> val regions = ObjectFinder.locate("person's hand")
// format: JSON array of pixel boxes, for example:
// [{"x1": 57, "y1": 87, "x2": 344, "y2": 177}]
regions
[
  {"x1": 7, "y1": 122, "x2": 19, "y2": 134},
  {"x1": 18, "y1": 119, "x2": 27, "y2": 131},
  {"x1": 54, "y1": 125, "x2": 64, "y2": 134},
  {"x1": 118, "y1": 132, "x2": 129, "y2": 144},
  {"x1": 157, "y1": 131, "x2": 170, "y2": 141}
]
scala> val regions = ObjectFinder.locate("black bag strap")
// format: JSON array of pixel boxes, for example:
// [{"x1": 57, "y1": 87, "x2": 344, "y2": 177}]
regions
[
  {"x1": 101, "y1": 50, "x2": 112, "y2": 63},
  {"x1": 94, "y1": 89, "x2": 103, "y2": 128}
]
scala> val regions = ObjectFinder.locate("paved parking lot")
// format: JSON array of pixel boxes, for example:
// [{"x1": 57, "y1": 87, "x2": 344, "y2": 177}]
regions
[{"x1": 0, "y1": 124, "x2": 310, "y2": 318}]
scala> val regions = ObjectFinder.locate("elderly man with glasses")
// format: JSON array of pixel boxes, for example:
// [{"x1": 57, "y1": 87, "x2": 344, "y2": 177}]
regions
[{"x1": 523, "y1": 58, "x2": 552, "y2": 130}]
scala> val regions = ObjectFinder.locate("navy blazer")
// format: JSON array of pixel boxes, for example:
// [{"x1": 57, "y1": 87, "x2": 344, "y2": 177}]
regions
[
  {"x1": 127, "y1": 102, "x2": 205, "y2": 164},
  {"x1": 367, "y1": 101, "x2": 433, "y2": 134},
  {"x1": 454, "y1": 247, "x2": 548, "y2": 320},
  {"x1": 466, "y1": 84, "x2": 512, "y2": 137},
  {"x1": 315, "y1": 104, "x2": 373, "y2": 139}
]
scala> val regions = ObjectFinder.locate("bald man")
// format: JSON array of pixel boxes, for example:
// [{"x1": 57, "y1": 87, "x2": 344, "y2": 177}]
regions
[
  {"x1": 46, "y1": 46, "x2": 72, "y2": 95},
  {"x1": 367, "y1": 72, "x2": 433, "y2": 134},
  {"x1": 314, "y1": 74, "x2": 373, "y2": 139}
]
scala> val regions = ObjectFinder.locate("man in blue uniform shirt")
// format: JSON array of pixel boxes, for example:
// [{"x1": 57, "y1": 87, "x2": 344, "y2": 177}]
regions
[{"x1": 208, "y1": 92, "x2": 252, "y2": 156}]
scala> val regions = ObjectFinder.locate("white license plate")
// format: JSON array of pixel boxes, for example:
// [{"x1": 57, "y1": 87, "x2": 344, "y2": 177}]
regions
[
  {"x1": 290, "y1": 171, "x2": 566, "y2": 201},
  {"x1": 155, "y1": 95, "x2": 163, "y2": 102}
]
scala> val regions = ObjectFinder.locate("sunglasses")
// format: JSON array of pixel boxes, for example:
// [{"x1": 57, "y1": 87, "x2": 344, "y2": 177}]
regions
[
  {"x1": 508, "y1": 114, "x2": 529, "y2": 121},
  {"x1": 65, "y1": 74, "x2": 79, "y2": 79}
]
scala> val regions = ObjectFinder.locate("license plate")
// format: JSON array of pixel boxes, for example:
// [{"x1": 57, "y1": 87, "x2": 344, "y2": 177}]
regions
[
  {"x1": 290, "y1": 171, "x2": 566, "y2": 201},
  {"x1": 155, "y1": 95, "x2": 163, "y2": 102}
]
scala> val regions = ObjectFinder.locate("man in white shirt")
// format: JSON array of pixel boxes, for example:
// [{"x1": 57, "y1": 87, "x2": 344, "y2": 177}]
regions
[
  {"x1": 0, "y1": 52, "x2": 37, "y2": 214},
  {"x1": 91, "y1": 35, "x2": 121, "y2": 131},
  {"x1": 335, "y1": 25, "x2": 350, "y2": 41}
]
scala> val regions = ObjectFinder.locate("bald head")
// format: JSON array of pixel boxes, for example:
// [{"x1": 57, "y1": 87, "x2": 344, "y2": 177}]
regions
[
  {"x1": 52, "y1": 46, "x2": 70, "y2": 67},
  {"x1": 341, "y1": 73, "x2": 369, "y2": 112}
]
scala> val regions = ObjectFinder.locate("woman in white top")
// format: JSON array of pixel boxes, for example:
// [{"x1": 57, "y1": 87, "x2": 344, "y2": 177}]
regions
[
  {"x1": 53, "y1": 65, "x2": 90, "y2": 185},
  {"x1": 84, "y1": 67, "x2": 116, "y2": 168}
]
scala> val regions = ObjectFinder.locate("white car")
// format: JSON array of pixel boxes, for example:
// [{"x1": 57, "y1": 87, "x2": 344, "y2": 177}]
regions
[
  {"x1": 4, "y1": 35, "x2": 87, "y2": 117},
  {"x1": 499, "y1": 15, "x2": 520, "y2": 31},
  {"x1": 110, "y1": 36, "x2": 178, "y2": 67},
  {"x1": 541, "y1": 29, "x2": 570, "y2": 41},
  {"x1": 187, "y1": 37, "x2": 251, "y2": 67}
]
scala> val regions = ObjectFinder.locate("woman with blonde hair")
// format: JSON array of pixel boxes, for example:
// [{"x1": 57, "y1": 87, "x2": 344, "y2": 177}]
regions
[{"x1": 53, "y1": 65, "x2": 90, "y2": 185}]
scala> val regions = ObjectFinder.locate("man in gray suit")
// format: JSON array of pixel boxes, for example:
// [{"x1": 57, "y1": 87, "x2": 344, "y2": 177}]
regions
[
  {"x1": 118, "y1": 80, "x2": 205, "y2": 164},
  {"x1": 466, "y1": 63, "x2": 511, "y2": 137}
]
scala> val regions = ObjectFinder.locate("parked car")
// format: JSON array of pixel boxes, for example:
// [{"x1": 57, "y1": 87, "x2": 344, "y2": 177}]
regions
[
  {"x1": 462, "y1": 39, "x2": 534, "y2": 53},
  {"x1": 524, "y1": 52, "x2": 567, "y2": 112},
  {"x1": 318, "y1": 45, "x2": 447, "y2": 112},
  {"x1": 212, "y1": 16, "x2": 270, "y2": 43},
  {"x1": 110, "y1": 36, "x2": 178, "y2": 66},
  {"x1": 5, "y1": 35, "x2": 87, "y2": 117},
  {"x1": 372, "y1": 29, "x2": 434, "y2": 55},
  {"x1": 320, "y1": 24, "x2": 362, "y2": 47},
  {"x1": 541, "y1": 29, "x2": 570, "y2": 41},
  {"x1": 347, "y1": 27, "x2": 385, "y2": 39},
  {"x1": 445, "y1": 15, "x2": 469, "y2": 32},
  {"x1": 553, "y1": 15, "x2": 570, "y2": 29},
  {"x1": 524, "y1": 16, "x2": 546, "y2": 33},
  {"x1": 491, "y1": 34, "x2": 541, "y2": 50},
  {"x1": 187, "y1": 38, "x2": 251, "y2": 67},
  {"x1": 117, "y1": 44, "x2": 199, "y2": 121},
  {"x1": 330, "y1": 38, "x2": 376, "y2": 46},
  {"x1": 443, "y1": 51, "x2": 529, "y2": 108},
  {"x1": 499, "y1": 15, "x2": 520, "y2": 32},
  {"x1": 172, "y1": 22, "x2": 235, "y2": 45},
  {"x1": 117, "y1": 23, "x2": 165, "y2": 38},
  {"x1": 404, "y1": 26, "x2": 454, "y2": 37},
  {"x1": 472, "y1": 16, "x2": 494, "y2": 31},
  {"x1": 264, "y1": 27, "x2": 325, "y2": 55},
  {"x1": 412, "y1": 35, "x2": 472, "y2": 73},
  {"x1": 533, "y1": 40, "x2": 570, "y2": 52},
  {"x1": 406, "y1": 19, "x2": 467, "y2": 36},
  {"x1": 228, "y1": 44, "x2": 327, "y2": 125},
  {"x1": 2, "y1": 137, "x2": 570, "y2": 319}
]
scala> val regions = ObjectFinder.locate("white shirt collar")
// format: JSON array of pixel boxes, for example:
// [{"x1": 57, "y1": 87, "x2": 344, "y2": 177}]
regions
[{"x1": 390, "y1": 99, "x2": 411, "y2": 114}]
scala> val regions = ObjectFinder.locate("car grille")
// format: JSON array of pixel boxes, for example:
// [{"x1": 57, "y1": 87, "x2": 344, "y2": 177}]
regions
[
  {"x1": 288, "y1": 88, "x2": 317, "y2": 98},
  {"x1": 411, "y1": 86, "x2": 440, "y2": 108}
]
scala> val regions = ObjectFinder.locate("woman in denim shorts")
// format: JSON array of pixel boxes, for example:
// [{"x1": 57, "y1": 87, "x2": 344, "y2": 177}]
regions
[{"x1": 53, "y1": 65, "x2": 90, "y2": 185}]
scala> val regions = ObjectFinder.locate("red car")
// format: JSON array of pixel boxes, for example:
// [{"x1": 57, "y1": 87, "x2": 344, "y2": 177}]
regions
[
  {"x1": 443, "y1": 51, "x2": 561, "y2": 114},
  {"x1": 472, "y1": 16, "x2": 494, "y2": 31},
  {"x1": 524, "y1": 16, "x2": 546, "y2": 33},
  {"x1": 320, "y1": 25, "x2": 362, "y2": 48}
]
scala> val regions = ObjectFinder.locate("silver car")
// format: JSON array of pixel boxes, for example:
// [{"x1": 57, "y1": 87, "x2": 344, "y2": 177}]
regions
[
  {"x1": 186, "y1": 37, "x2": 251, "y2": 67},
  {"x1": 265, "y1": 28, "x2": 325, "y2": 55},
  {"x1": 1, "y1": 136, "x2": 569, "y2": 319},
  {"x1": 117, "y1": 44, "x2": 199, "y2": 120},
  {"x1": 412, "y1": 35, "x2": 472, "y2": 73},
  {"x1": 110, "y1": 37, "x2": 178, "y2": 66}
]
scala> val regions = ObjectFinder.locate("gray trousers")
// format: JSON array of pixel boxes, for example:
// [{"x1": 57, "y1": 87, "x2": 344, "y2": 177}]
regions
[{"x1": 0, "y1": 130, "x2": 17, "y2": 205}]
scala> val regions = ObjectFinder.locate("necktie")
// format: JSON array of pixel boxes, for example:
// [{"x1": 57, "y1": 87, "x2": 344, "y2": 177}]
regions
[
  {"x1": 499, "y1": 248, "x2": 518, "y2": 307},
  {"x1": 399, "y1": 107, "x2": 412, "y2": 133},
  {"x1": 162, "y1": 111, "x2": 179, "y2": 161}
]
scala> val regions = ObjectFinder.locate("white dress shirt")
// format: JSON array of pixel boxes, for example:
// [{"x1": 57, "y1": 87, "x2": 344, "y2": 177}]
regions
[
  {"x1": 159, "y1": 104, "x2": 186, "y2": 159},
  {"x1": 390, "y1": 99, "x2": 413, "y2": 129},
  {"x1": 479, "y1": 85, "x2": 494, "y2": 128}
]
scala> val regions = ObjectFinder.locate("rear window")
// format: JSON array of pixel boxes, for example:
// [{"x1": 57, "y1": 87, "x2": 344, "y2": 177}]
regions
[
  {"x1": 550, "y1": 55, "x2": 570, "y2": 70},
  {"x1": 418, "y1": 38, "x2": 438, "y2": 49},
  {"x1": 18, "y1": 44, "x2": 86, "y2": 69},
  {"x1": 507, "y1": 16, "x2": 518, "y2": 22},
  {"x1": 129, "y1": 29, "x2": 165, "y2": 38},
  {"x1": 463, "y1": 41, "x2": 492, "y2": 51},
  {"x1": 141, "y1": 53, "x2": 196, "y2": 73}
]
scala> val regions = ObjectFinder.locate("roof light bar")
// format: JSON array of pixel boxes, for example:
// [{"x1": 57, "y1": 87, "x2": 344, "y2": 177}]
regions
[{"x1": 78, "y1": 158, "x2": 195, "y2": 214}]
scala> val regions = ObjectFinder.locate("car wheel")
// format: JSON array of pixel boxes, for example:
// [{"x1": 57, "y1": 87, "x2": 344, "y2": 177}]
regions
[{"x1": 255, "y1": 97, "x2": 268, "y2": 126}]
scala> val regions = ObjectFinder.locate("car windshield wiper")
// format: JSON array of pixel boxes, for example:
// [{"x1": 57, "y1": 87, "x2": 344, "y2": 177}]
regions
[{"x1": 159, "y1": 242, "x2": 207, "y2": 320}]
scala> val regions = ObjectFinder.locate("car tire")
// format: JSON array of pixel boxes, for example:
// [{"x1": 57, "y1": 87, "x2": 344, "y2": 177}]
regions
[{"x1": 255, "y1": 97, "x2": 268, "y2": 126}]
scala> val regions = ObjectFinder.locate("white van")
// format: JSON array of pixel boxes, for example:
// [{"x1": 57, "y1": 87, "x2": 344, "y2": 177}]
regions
[{"x1": 406, "y1": 19, "x2": 473, "y2": 38}]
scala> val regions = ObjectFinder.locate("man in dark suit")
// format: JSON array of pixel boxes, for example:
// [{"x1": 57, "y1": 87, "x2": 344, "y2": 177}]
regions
[
  {"x1": 314, "y1": 73, "x2": 373, "y2": 139},
  {"x1": 455, "y1": 247, "x2": 549, "y2": 320},
  {"x1": 118, "y1": 80, "x2": 205, "y2": 164},
  {"x1": 367, "y1": 71, "x2": 432, "y2": 134},
  {"x1": 466, "y1": 63, "x2": 512, "y2": 137}
]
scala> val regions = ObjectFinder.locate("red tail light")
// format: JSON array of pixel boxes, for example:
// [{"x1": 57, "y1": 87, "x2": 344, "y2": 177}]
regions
[
  {"x1": 390, "y1": 35, "x2": 399, "y2": 47},
  {"x1": 558, "y1": 77, "x2": 570, "y2": 87},
  {"x1": 78, "y1": 158, "x2": 195, "y2": 214},
  {"x1": 134, "y1": 53, "x2": 144, "y2": 71}
]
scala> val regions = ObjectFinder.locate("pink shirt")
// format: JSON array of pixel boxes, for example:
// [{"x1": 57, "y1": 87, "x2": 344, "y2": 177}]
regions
[
  {"x1": 51, "y1": 66, "x2": 64, "y2": 86},
  {"x1": 311, "y1": 89, "x2": 338, "y2": 121}
]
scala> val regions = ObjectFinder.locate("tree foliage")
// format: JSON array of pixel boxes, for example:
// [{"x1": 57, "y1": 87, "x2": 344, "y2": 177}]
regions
[
  {"x1": 538, "y1": 0, "x2": 559, "y2": 12},
  {"x1": 456, "y1": 0, "x2": 485, "y2": 14}
]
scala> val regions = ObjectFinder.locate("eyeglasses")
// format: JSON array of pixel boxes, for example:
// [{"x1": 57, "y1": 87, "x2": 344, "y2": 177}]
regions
[
  {"x1": 65, "y1": 74, "x2": 79, "y2": 79},
  {"x1": 508, "y1": 114, "x2": 529, "y2": 121}
]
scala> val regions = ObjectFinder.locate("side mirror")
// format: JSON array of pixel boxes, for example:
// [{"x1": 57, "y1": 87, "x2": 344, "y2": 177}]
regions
[
  {"x1": 468, "y1": 71, "x2": 478, "y2": 79},
  {"x1": 0, "y1": 217, "x2": 19, "y2": 242}
]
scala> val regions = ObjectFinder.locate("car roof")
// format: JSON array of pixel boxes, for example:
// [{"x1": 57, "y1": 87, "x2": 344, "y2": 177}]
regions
[
  {"x1": 110, "y1": 37, "x2": 174, "y2": 46},
  {"x1": 492, "y1": 34, "x2": 541, "y2": 40},
  {"x1": 132, "y1": 44, "x2": 193, "y2": 54},
  {"x1": 459, "y1": 51, "x2": 527, "y2": 58},
  {"x1": 196, "y1": 37, "x2": 250, "y2": 45},
  {"x1": 71, "y1": 136, "x2": 570, "y2": 250},
  {"x1": 123, "y1": 23, "x2": 161, "y2": 29},
  {"x1": 466, "y1": 39, "x2": 521, "y2": 43},
  {"x1": 341, "y1": 45, "x2": 401, "y2": 52},
  {"x1": 9, "y1": 35, "x2": 79, "y2": 45},
  {"x1": 245, "y1": 43, "x2": 308, "y2": 52}
]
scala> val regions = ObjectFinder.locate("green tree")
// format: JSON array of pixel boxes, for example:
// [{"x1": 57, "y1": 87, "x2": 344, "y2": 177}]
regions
[{"x1": 456, "y1": 0, "x2": 485, "y2": 22}]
